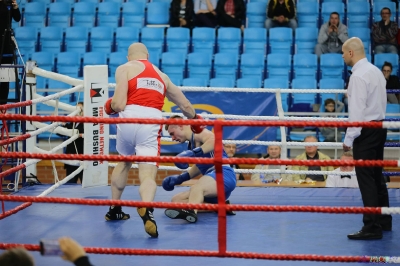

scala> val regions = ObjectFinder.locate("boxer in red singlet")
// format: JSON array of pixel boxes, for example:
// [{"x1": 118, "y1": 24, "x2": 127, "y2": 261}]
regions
[{"x1": 103, "y1": 43, "x2": 205, "y2": 238}]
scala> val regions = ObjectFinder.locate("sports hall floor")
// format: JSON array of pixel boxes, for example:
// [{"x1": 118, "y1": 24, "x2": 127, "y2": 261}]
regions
[{"x1": 1, "y1": 185, "x2": 400, "y2": 266}]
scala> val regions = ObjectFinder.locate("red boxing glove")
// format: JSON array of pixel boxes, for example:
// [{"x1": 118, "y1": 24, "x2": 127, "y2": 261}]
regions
[
  {"x1": 104, "y1": 98, "x2": 117, "y2": 115},
  {"x1": 190, "y1": 114, "x2": 206, "y2": 134}
]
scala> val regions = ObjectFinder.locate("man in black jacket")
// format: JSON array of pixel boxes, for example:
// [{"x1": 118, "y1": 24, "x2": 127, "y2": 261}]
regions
[
  {"x1": 216, "y1": 0, "x2": 246, "y2": 29},
  {"x1": 0, "y1": 0, "x2": 20, "y2": 104}
]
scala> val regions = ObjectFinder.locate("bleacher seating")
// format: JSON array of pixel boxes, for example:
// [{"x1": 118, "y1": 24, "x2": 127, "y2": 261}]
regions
[
  {"x1": 293, "y1": 54, "x2": 318, "y2": 79},
  {"x1": 115, "y1": 27, "x2": 140, "y2": 52},
  {"x1": 374, "y1": 54, "x2": 399, "y2": 75},
  {"x1": 23, "y1": 2, "x2": 46, "y2": 28},
  {"x1": 65, "y1": 26, "x2": 89, "y2": 54},
  {"x1": 320, "y1": 54, "x2": 344, "y2": 79},
  {"x1": 90, "y1": 26, "x2": 114, "y2": 53},
  {"x1": 237, "y1": 78, "x2": 262, "y2": 89},
  {"x1": 347, "y1": 2, "x2": 370, "y2": 28},
  {"x1": 269, "y1": 28, "x2": 293, "y2": 54},
  {"x1": 321, "y1": 2, "x2": 345, "y2": 24},
  {"x1": 209, "y1": 78, "x2": 235, "y2": 88},
  {"x1": 297, "y1": 2, "x2": 319, "y2": 28},
  {"x1": 266, "y1": 54, "x2": 291, "y2": 80},
  {"x1": 140, "y1": 27, "x2": 165, "y2": 60},
  {"x1": 246, "y1": 2, "x2": 267, "y2": 28},
  {"x1": 166, "y1": 27, "x2": 190, "y2": 54},
  {"x1": 72, "y1": 2, "x2": 97, "y2": 27},
  {"x1": 161, "y1": 52, "x2": 186, "y2": 86},
  {"x1": 97, "y1": 2, "x2": 121, "y2": 28},
  {"x1": 182, "y1": 78, "x2": 208, "y2": 87},
  {"x1": 48, "y1": 2, "x2": 72, "y2": 27},
  {"x1": 240, "y1": 53, "x2": 265, "y2": 81},
  {"x1": 372, "y1": 2, "x2": 396, "y2": 22},
  {"x1": 31, "y1": 51, "x2": 54, "y2": 71},
  {"x1": 121, "y1": 2, "x2": 145, "y2": 28},
  {"x1": 187, "y1": 52, "x2": 213, "y2": 82},
  {"x1": 146, "y1": 2, "x2": 169, "y2": 25},
  {"x1": 295, "y1": 27, "x2": 318, "y2": 54},
  {"x1": 217, "y1": 27, "x2": 241, "y2": 54},
  {"x1": 14, "y1": 27, "x2": 38, "y2": 57},
  {"x1": 56, "y1": 51, "x2": 81, "y2": 77},
  {"x1": 109, "y1": 52, "x2": 126, "y2": 77},
  {"x1": 243, "y1": 28, "x2": 267, "y2": 56},
  {"x1": 39, "y1": 26, "x2": 63, "y2": 54},
  {"x1": 214, "y1": 52, "x2": 239, "y2": 80},
  {"x1": 192, "y1": 28, "x2": 215, "y2": 55}
]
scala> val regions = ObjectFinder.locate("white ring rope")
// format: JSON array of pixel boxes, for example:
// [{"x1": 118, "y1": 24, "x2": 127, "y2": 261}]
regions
[
  {"x1": 107, "y1": 163, "x2": 354, "y2": 176},
  {"x1": 162, "y1": 112, "x2": 348, "y2": 121},
  {"x1": 31, "y1": 67, "x2": 83, "y2": 87}
]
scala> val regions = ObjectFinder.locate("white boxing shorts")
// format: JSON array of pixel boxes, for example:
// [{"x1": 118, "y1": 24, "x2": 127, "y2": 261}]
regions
[{"x1": 116, "y1": 104, "x2": 162, "y2": 165}]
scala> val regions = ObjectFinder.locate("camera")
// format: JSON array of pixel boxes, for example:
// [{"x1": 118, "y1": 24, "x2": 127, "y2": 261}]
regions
[{"x1": 40, "y1": 239, "x2": 63, "y2": 256}]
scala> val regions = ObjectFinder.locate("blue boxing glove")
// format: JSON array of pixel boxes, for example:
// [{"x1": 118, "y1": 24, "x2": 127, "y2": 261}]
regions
[
  {"x1": 174, "y1": 147, "x2": 205, "y2": 169},
  {"x1": 162, "y1": 172, "x2": 191, "y2": 191}
]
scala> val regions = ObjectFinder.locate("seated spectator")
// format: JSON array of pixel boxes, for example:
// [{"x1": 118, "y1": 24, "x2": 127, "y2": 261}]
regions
[
  {"x1": 372, "y1": 7, "x2": 398, "y2": 54},
  {"x1": 321, "y1": 98, "x2": 344, "y2": 142},
  {"x1": 381, "y1": 61, "x2": 400, "y2": 103},
  {"x1": 290, "y1": 136, "x2": 334, "y2": 181},
  {"x1": 216, "y1": 0, "x2": 246, "y2": 30},
  {"x1": 325, "y1": 152, "x2": 359, "y2": 188},
  {"x1": 0, "y1": 237, "x2": 93, "y2": 266},
  {"x1": 223, "y1": 141, "x2": 244, "y2": 181},
  {"x1": 251, "y1": 145, "x2": 287, "y2": 182},
  {"x1": 194, "y1": 0, "x2": 217, "y2": 27},
  {"x1": 169, "y1": 0, "x2": 195, "y2": 28},
  {"x1": 265, "y1": 0, "x2": 297, "y2": 30},
  {"x1": 315, "y1": 12, "x2": 348, "y2": 58}
]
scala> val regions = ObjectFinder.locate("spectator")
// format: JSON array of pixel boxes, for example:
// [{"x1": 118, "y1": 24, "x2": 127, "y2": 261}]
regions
[
  {"x1": 0, "y1": 237, "x2": 93, "y2": 266},
  {"x1": 265, "y1": 0, "x2": 297, "y2": 30},
  {"x1": 251, "y1": 145, "x2": 287, "y2": 182},
  {"x1": 193, "y1": 0, "x2": 218, "y2": 27},
  {"x1": 381, "y1": 61, "x2": 400, "y2": 103},
  {"x1": 215, "y1": 0, "x2": 246, "y2": 30},
  {"x1": 315, "y1": 12, "x2": 348, "y2": 58},
  {"x1": 0, "y1": 0, "x2": 21, "y2": 105},
  {"x1": 372, "y1": 7, "x2": 398, "y2": 54},
  {"x1": 326, "y1": 152, "x2": 359, "y2": 188},
  {"x1": 62, "y1": 102, "x2": 84, "y2": 183},
  {"x1": 169, "y1": 0, "x2": 195, "y2": 28},
  {"x1": 290, "y1": 136, "x2": 334, "y2": 181},
  {"x1": 223, "y1": 141, "x2": 244, "y2": 181},
  {"x1": 321, "y1": 98, "x2": 344, "y2": 142}
]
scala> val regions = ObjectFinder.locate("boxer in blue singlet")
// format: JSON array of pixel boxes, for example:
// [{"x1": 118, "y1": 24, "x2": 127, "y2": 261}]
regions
[{"x1": 162, "y1": 115, "x2": 237, "y2": 223}]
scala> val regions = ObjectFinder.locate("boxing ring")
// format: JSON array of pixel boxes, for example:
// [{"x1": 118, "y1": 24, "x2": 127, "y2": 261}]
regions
[{"x1": 1, "y1": 63, "x2": 400, "y2": 265}]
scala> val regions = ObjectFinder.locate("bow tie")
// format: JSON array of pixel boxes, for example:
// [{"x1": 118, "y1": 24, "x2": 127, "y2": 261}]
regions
[{"x1": 341, "y1": 175, "x2": 352, "y2": 179}]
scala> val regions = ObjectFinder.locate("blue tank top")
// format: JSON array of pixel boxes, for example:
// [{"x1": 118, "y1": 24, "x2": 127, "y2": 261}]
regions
[{"x1": 188, "y1": 133, "x2": 229, "y2": 175}]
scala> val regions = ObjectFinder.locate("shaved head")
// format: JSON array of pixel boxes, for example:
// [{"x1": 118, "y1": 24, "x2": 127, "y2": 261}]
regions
[
  {"x1": 127, "y1": 43, "x2": 149, "y2": 60},
  {"x1": 342, "y1": 37, "x2": 366, "y2": 67}
]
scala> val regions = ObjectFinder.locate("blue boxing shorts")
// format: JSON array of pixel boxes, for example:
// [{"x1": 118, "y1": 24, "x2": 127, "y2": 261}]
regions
[{"x1": 203, "y1": 166, "x2": 236, "y2": 204}]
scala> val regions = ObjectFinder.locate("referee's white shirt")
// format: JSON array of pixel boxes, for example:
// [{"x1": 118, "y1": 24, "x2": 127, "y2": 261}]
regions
[{"x1": 344, "y1": 58, "x2": 387, "y2": 147}]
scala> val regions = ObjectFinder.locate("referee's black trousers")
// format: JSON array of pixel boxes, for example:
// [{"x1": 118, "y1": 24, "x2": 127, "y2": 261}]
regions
[{"x1": 353, "y1": 127, "x2": 392, "y2": 233}]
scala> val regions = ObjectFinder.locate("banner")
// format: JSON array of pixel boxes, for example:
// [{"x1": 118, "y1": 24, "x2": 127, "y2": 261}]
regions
[{"x1": 161, "y1": 91, "x2": 277, "y2": 154}]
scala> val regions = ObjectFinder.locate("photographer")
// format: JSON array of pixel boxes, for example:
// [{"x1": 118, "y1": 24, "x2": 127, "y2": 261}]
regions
[
  {"x1": 0, "y1": 0, "x2": 20, "y2": 104},
  {"x1": 315, "y1": 12, "x2": 348, "y2": 59}
]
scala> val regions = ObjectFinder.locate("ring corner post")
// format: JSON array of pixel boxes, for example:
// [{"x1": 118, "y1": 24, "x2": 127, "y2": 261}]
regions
[{"x1": 82, "y1": 65, "x2": 109, "y2": 188}]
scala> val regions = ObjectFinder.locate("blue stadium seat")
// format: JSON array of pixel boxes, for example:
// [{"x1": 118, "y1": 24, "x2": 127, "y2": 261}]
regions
[
  {"x1": 319, "y1": 78, "x2": 345, "y2": 111},
  {"x1": 79, "y1": 0, "x2": 100, "y2": 4},
  {"x1": 108, "y1": 52, "x2": 126, "y2": 77},
  {"x1": 293, "y1": 54, "x2": 318, "y2": 79},
  {"x1": 30, "y1": 0, "x2": 52, "y2": 5},
  {"x1": 236, "y1": 78, "x2": 262, "y2": 88},
  {"x1": 55, "y1": 0, "x2": 76, "y2": 4},
  {"x1": 121, "y1": 2, "x2": 145, "y2": 28},
  {"x1": 14, "y1": 27, "x2": 38, "y2": 57},
  {"x1": 31, "y1": 52, "x2": 55, "y2": 72},
  {"x1": 320, "y1": 54, "x2": 344, "y2": 79},
  {"x1": 83, "y1": 52, "x2": 108, "y2": 67},
  {"x1": 48, "y1": 79, "x2": 72, "y2": 90},
  {"x1": 48, "y1": 2, "x2": 72, "y2": 27},
  {"x1": 140, "y1": 27, "x2": 165, "y2": 59},
  {"x1": 266, "y1": 54, "x2": 291, "y2": 80},
  {"x1": 348, "y1": 27, "x2": 371, "y2": 55},
  {"x1": 321, "y1": 2, "x2": 345, "y2": 24},
  {"x1": 90, "y1": 26, "x2": 114, "y2": 53},
  {"x1": 264, "y1": 78, "x2": 290, "y2": 111},
  {"x1": 246, "y1": 2, "x2": 267, "y2": 28},
  {"x1": 23, "y1": 2, "x2": 46, "y2": 28},
  {"x1": 161, "y1": 52, "x2": 186, "y2": 86},
  {"x1": 386, "y1": 104, "x2": 400, "y2": 118},
  {"x1": 192, "y1": 28, "x2": 215, "y2": 55},
  {"x1": 240, "y1": 53, "x2": 265, "y2": 80},
  {"x1": 65, "y1": 27, "x2": 89, "y2": 54},
  {"x1": 347, "y1": 2, "x2": 370, "y2": 28},
  {"x1": 217, "y1": 27, "x2": 241, "y2": 54},
  {"x1": 372, "y1": 2, "x2": 396, "y2": 22},
  {"x1": 56, "y1": 52, "x2": 81, "y2": 77},
  {"x1": 291, "y1": 78, "x2": 317, "y2": 90},
  {"x1": 182, "y1": 78, "x2": 208, "y2": 87},
  {"x1": 297, "y1": 2, "x2": 319, "y2": 28},
  {"x1": 149, "y1": 52, "x2": 161, "y2": 68},
  {"x1": 166, "y1": 27, "x2": 190, "y2": 54},
  {"x1": 374, "y1": 54, "x2": 399, "y2": 75},
  {"x1": 39, "y1": 26, "x2": 64, "y2": 54},
  {"x1": 147, "y1": 2, "x2": 169, "y2": 25},
  {"x1": 36, "y1": 76, "x2": 47, "y2": 89},
  {"x1": 209, "y1": 78, "x2": 235, "y2": 88},
  {"x1": 115, "y1": 27, "x2": 140, "y2": 52},
  {"x1": 295, "y1": 27, "x2": 318, "y2": 54},
  {"x1": 72, "y1": 2, "x2": 97, "y2": 27},
  {"x1": 213, "y1": 52, "x2": 239, "y2": 80},
  {"x1": 243, "y1": 28, "x2": 267, "y2": 56},
  {"x1": 97, "y1": 2, "x2": 121, "y2": 28},
  {"x1": 269, "y1": 27, "x2": 293, "y2": 54},
  {"x1": 187, "y1": 52, "x2": 212, "y2": 82}
]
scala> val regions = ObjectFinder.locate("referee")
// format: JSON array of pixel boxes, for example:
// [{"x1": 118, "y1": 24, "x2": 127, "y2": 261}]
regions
[{"x1": 342, "y1": 37, "x2": 392, "y2": 240}]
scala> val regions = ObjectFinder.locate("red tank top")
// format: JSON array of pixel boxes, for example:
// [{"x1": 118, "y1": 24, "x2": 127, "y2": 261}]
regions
[{"x1": 126, "y1": 60, "x2": 166, "y2": 110}]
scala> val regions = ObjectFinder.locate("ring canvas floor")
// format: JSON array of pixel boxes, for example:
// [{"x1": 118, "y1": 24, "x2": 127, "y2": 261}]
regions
[{"x1": 1, "y1": 185, "x2": 400, "y2": 266}]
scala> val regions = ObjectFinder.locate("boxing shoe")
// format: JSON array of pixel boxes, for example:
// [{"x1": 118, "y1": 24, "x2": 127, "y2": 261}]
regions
[
  {"x1": 137, "y1": 207, "x2": 159, "y2": 238},
  {"x1": 347, "y1": 230, "x2": 382, "y2": 240},
  {"x1": 105, "y1": 206, "x2": 130, "y2": 221},
  {"x1": 164, "y1": 209, "x2": 198, "y2": 223}
]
